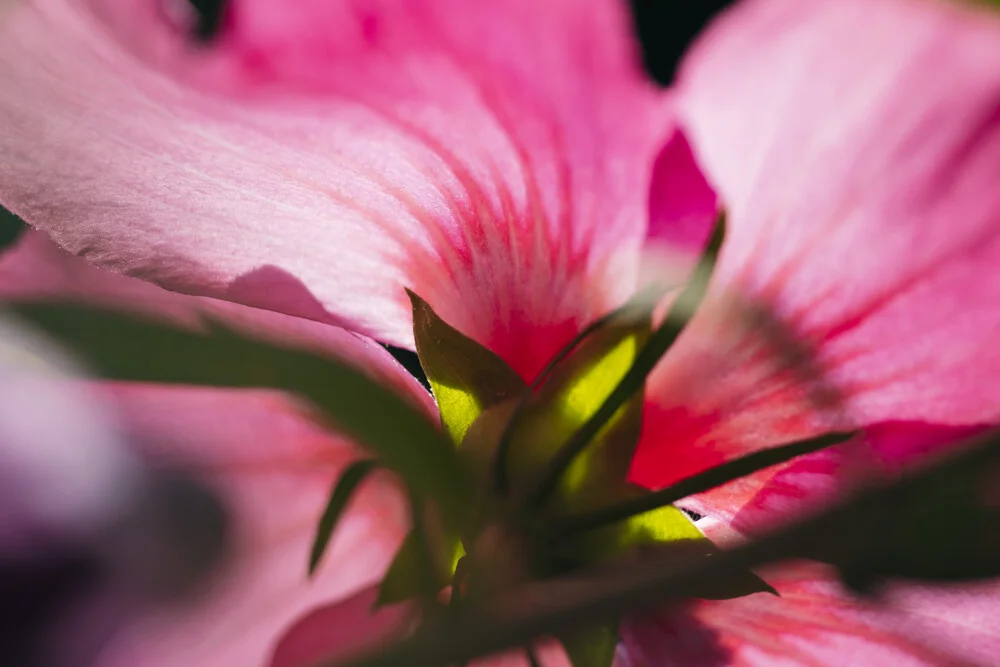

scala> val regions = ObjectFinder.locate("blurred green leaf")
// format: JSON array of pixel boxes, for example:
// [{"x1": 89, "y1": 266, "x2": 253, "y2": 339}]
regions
[
  {"x1": 812, "y1": 434, "x2": 1000, "y2": 585},
  {"x1": 408, "y1": 290, "x2": 524, "y2": 446},
  {"x1": 309, "y1": 459, "x2": 378, "y2": 576},
  {"x1": 9, "y1": 302, "x2": 468, "y2": 528},
  {"x1": 559, "y1": 624, "x2": 617, "y2": 667}
]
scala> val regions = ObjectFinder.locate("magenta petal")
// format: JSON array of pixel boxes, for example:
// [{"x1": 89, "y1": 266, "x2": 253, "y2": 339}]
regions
[
  {"x1": 632, "y1": 0, "x2": 1000, "y2": 515},
  {"x1": 0, "y1": 0, "x2": 668, "y2": 379},
  {"x1": 645, "y1": 126, "x2": 718, "y2": 254}
]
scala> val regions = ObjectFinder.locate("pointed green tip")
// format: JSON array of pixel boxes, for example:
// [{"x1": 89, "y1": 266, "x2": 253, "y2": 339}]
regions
[{"x1": 405, "y1": 287, "x2": 423, "y2": 309}]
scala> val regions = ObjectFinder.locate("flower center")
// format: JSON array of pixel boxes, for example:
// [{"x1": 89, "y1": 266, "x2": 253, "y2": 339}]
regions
[{"x1": 377, "y1": 218, "x2": 779, "y2": 608}]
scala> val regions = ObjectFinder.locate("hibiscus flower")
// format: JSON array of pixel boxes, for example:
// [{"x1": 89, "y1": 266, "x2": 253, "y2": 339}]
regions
[{"x1": 1, "y1": 0, "x2": 1000, "y2": 665}]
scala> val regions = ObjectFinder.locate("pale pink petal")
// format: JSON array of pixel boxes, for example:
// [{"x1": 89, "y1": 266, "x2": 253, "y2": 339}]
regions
[
  {"x1": 631, "y1": 0, "x2": 1000, "y2": 516},
  {"x1": 0, "y1": 0, "x2": 668, "y2": 379},
  {"x1": 623, "y1": 520, "x2": 1000, "y2": 666}
]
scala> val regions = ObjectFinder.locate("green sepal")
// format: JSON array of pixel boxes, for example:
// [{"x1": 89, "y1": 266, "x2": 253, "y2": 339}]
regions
[
  {"x1": 308, "y1": 459, "x2": 377, "y2": 576},
  {"x1": 522, "y1": 214, "x2": 725, "y2": 511},
  {"x1": 559, "y1": 624, "x2": 618, "y2": 667},
  {"x1": 377, "y1": 529, "x2": 465, "y2": 607},
  {"x1": 626, "y1": 503, "x2": 775, "y2": 598},
  {"x1": 500, "y1": 313, "x2": 651, "y2": 512},
  {"x1": 551, "y1": 500, "x2": 774, "y2": 601},
  {"x1": 408, "y1": 290, "x2": 525, "y2": 446},
  {"x1": 9, "y1": 302, "x2": 469, "y2": 530}
]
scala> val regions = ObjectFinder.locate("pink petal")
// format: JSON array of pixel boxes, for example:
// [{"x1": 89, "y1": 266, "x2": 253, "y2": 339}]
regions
[
  {"x1": 268, "y1": 586, "x2": 411, "y2": 667},
  {"x1": 0, "y1": 233, "x2": 436, "y2": 667},
  {"x1": 623, "y1": 562, "x2": 1000, "y2": 667},
  {"x1": 0, "y1": 0, "x2": 669, "y2": 380},
  {"x1": 274, "y1": 603, "x2": 574, "y2": 667},
  {"x1": 631, "y1": 0, "x2": 1000, "y2": 518},
  {"x1": 622, "y1": 520, "x2": 1000, "y2": 666}
]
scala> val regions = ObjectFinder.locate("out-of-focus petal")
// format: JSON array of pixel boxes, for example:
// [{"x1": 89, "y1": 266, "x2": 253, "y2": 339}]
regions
[
  {"x1": 272, "y1": 597, "x2": 575, "y2": 667},
  {"x1": 268, "y1": 586, "x2": 412, "y2": 667},
  {"x1": 0, "y1": 232, "x2": 433, "y2": 667},
  {"x1": 0, "y1": 311, "x2": 137, "y2": 553},
  {"x1": 0, "y1": 0, "x2": 668, "y2": 380},
  {"x1": 631, "y1": 0, "x2": 1000, "y2": 515},
  {"x1": 622, "y1": 519, "x2": 1000, "y2": 666},
  {"x1": 89, "y1": 384, "x2": 409, "y2": 667}
]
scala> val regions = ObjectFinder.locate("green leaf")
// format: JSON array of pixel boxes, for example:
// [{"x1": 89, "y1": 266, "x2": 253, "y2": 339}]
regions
[
  {"x1": 309, "y1": 459, "x2": 378, "y2": 576},
  {"x1": 408, "y1": 290, "x2": 525, "y2": 446},
  {"x1": 9, "y1": 302, "x2": 469, "y2": 529},
  {"x1": 559, "y1": 624, "x2": 618, "y2": 667},
  {"x1": 377, "y1": 530, "x2": 465, "y2": 606}
]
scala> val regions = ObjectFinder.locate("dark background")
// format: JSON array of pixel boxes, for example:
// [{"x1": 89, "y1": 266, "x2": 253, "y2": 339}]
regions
[{"x1": 628, "y1": 0, "x2": 737, "y2": 85}]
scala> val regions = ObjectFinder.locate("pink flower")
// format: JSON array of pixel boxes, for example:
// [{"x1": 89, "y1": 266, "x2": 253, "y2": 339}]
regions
[{"x1": 2, "y1": 0, "x2": 1000, "y2": 665}]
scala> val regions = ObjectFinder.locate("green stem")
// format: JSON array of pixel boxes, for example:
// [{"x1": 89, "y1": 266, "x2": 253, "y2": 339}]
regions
[
  {"x1": 522, "y1": 215, "x2": 726, "y2": 510},
  {"x1": 549, "y1": 431, "x2": 856, "y2": 537}
]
